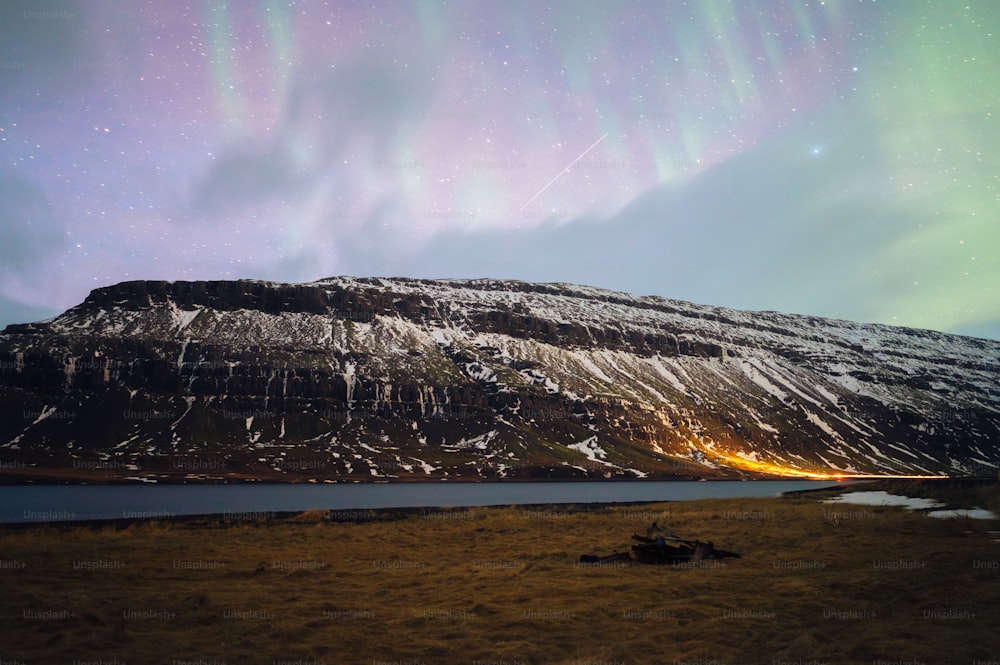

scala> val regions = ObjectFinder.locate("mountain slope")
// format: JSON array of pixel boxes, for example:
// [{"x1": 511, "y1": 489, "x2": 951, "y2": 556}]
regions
[{"x1": 1, "y1": 277, "x2": 997, "y2": 482}]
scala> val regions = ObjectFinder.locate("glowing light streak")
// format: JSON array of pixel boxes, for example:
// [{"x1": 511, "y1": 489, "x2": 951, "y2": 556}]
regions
[
  {"x1": 688, "y1": 441, "x2": 949, "y2": 480},
  {"x1": 520, "y1": 133, "x2": 609, "y2": 212}
]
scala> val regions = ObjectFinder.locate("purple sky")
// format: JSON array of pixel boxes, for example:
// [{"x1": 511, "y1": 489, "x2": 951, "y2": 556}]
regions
[{"x1": 1, "y1": 0, "x2": 998, "y2": 339}]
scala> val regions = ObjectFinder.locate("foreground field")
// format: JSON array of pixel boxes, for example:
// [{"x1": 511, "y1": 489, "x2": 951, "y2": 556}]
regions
[{"x1": 1, "y1": 483, "x2": 999, "y2": 664}]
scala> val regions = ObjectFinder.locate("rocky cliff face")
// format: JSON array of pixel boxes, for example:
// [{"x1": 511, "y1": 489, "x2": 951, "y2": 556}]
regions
[{"x1": 1, "y1": 277, "x2": 998, "y2": 482}]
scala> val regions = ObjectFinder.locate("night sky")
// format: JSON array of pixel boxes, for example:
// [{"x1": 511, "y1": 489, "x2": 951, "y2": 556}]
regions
[{"x1": 1, "y1": 0, "x2": 998, "y2": 339}]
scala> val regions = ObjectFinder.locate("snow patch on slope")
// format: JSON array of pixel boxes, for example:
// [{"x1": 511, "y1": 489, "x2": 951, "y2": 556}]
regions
[{"x1": 567, "y1": 436, "x2": 615, "y2": 467}]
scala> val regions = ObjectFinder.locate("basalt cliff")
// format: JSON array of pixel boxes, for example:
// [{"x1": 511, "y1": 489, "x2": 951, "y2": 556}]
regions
[{"x1": 0, "y1": 277, "x2": 997, "y2": 482}]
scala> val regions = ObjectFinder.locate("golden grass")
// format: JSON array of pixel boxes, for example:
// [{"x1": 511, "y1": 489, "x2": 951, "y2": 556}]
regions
[{"x1": 1, "y1": 487, "x2": 999, "y2": 664}]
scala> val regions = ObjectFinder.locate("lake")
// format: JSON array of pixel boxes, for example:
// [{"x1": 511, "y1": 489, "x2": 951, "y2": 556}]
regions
[{"x1": 0, "y1": 480, "x2": 850, "y2": 523}]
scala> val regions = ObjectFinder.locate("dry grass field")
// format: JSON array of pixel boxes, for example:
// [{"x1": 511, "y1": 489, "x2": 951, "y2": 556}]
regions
[{"x1": 1, "y1": 482, "x2": 998, "y2": 664}]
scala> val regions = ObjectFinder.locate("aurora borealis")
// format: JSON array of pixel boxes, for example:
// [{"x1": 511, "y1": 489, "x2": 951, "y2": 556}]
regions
[{"x1": 0, "y1": 0, "x2": 997, "y2": 338}]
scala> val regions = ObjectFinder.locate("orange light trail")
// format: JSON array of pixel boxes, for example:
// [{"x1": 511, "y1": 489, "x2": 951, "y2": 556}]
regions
[{"x1": 692, "y1": 448, "x2": 949, "y2": 481}]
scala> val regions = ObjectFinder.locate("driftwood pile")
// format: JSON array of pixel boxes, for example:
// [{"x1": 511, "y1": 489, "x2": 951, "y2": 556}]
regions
[{"x1": 579, "y1": 522, "x2": 740, "y2": 566}]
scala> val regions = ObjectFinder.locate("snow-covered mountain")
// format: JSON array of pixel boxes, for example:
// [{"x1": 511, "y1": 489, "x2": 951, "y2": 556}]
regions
[{"x1": 1, "y1": 277, "x2": 997, "y2": 482}]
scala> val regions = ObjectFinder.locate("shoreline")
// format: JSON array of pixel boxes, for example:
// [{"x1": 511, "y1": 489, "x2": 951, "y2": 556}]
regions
[
  {"x1": 0, "y1": 481, "x2": 870, "y2": 529},
  {"x1": 0, "y1": 499, "x2": 710, "y2": 532},
  {"x1": 6, "y1": 477, "x2": 993, "y2": 527}
]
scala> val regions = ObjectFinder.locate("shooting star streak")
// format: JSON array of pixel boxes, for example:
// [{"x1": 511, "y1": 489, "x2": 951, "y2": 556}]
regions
[{"x1": 519, "y1": 132, "x2": 609, "y2": 211}]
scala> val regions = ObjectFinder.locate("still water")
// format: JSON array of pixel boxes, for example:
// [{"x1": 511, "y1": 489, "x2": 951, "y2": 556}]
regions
[{"x1": 0, "y1": 480, "x2": 849, "y2": 523}]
